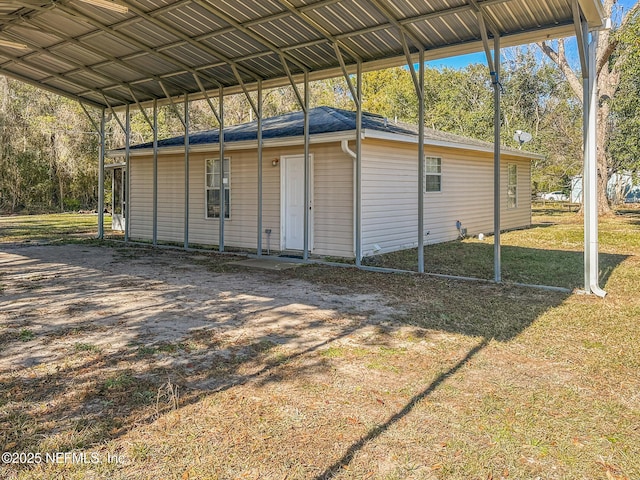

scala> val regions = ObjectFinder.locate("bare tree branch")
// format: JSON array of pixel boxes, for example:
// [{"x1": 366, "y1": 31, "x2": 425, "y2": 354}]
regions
[{"x1": 537, "y1": 40, "x2": 583, "y2": 99}]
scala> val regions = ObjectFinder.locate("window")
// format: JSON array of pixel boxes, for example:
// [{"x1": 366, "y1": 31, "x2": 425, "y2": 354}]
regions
[
  {"x1": 424, "y1": 156, "x2": 442, "y2": 192},
  {"x1": 206, "y1": 158, "x2": 230, "y2": 218},
  {"x1": 507, "y1": 164, "x2": 517, "y2": 208}
]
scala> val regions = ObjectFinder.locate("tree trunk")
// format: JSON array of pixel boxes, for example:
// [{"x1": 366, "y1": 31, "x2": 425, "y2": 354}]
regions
[
  {"x1": 596, "y1": 103, "x2": 612, "y2": 215},
  {"x1": 535, "y1": 0, "x2": 640, "y2": 216},
  {"x1": 59, "y1": 174, "x2": 65, "y2": 213}
]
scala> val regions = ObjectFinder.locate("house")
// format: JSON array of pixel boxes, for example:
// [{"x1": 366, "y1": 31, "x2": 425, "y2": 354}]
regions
[
  {"x1": 110, "y1": 106, "x2": 539, "y2": 258},
  {"x1": 571, "y1": 172, "x2": 640, "y2": 204}
]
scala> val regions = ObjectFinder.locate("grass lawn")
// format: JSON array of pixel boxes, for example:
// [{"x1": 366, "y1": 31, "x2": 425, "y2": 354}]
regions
[
  {"x1": 0, "y1": 209, "x2": 638, "y2": 479},
  {"x1": 0, "y1": 213, "x2": 113, "y2": 243},
  {"x1": 363, "y1": 205, "x2": 639, "y2": 289}
]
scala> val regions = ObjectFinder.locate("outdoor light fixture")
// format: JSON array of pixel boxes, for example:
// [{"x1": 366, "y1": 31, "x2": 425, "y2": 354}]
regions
[
  {"x1": 272, "y1": 158, "x2": 279, "y2": 167},
  {"x1": 0, "y1": 39, "x2": 29, "y2": 49},
  {"x1": 77, "y1": 0, "x2": 128, "y2": 14}
]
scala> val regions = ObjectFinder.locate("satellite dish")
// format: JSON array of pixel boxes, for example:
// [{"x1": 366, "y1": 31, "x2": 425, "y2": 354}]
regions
[{"x1": 513, "y1": 130, "x2": 532, "y2": 149}]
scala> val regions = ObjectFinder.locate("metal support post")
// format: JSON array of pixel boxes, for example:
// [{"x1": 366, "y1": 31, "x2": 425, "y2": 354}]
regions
[
  {"x1": 152, "y1": 99, "x2": 158, "y2": 246},
  {"x1": 400, "y1": 33, "x2": 426, "y2": 273},
  {"x1": 219, "y1": 88, "x2": 225, "y2": 252},
  {"x1": 492, "y1": 35, "x2": 502, "y2": 283},
  {"x1": 355, "y1": 62, "x2": 362, "y2": 266},
  {"x1": 98, "y1": 108, "x2": 105, "y2": 239},
  {"x1": 417, "y1": 50, "x2": 425, "y2": 273},
  {"x1": 584, "y1": 28, "x2": 606, "y2": 297},
  {"x1": 124, "y1": 104, "x2": 130, "y2": 242},
  {"x1": 184, "y1": 94, "x2": 190, "y2": 250},
  {"x1": 303, "y1": 71, "x2": 310, "y2": 260},
  {"x1": 257, "y1": 81, "x2": 263, "y2": 256}
]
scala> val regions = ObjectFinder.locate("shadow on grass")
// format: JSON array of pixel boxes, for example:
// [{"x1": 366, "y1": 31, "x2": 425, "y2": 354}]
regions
[
  {"x1": 616, "y1": 208, "x2": 640, "y2": 226},
  {"x1": 363, "y1": 242, "x2": 627, "y2": 290},
  {"x1": 315, "y1": 338, "x2": 489, "y2": 480},
  {"x1": 0, "y1": 243, "x2": 574, "y2": 476}
]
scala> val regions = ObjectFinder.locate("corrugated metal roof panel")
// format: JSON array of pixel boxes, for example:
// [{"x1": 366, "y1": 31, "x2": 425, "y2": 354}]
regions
[
  {"x1": 251, "y1": 15, "x2": 324, "y2": 47},
  {"x1": 80, "y1": 33, "x2": 141, "y2": 58},
  {"x1": 210, "y1": 0, "x2": 285, "y2": 23},
  {"x1": 0, "y1": 0, "x2": 604, "y2": 107},
  {"x1": 119, "y1": 21, "x2": 182, "y2": 48},
  {"x1": 200, "y1": 31, "x2": 265, "y2": 58},
  {"x1": 159, "y1": 4, "x2": 229, "y2": 37},
  {"x1": 161, "y1": 44, "x2": 219, "y2": 68},
  {"x1": 94, "y1": 63, "x2": 149, "y2": 84}
]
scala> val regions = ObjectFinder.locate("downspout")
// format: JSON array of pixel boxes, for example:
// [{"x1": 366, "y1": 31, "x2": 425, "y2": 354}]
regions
[{"x1": 341, "y1": 139, "x2": 357, "y2": 258}]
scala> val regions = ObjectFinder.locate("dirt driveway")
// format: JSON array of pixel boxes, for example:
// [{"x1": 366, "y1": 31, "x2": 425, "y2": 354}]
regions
[
  {"x1": 1, "y1": 244, "x2": 403, "y2": 379},
  {"x1": 0, "y1": 242, "x2": 568, "y2": 479}
]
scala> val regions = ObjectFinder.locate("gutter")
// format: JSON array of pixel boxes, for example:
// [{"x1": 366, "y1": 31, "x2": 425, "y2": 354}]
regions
[
  {"x1": 107, "y1": 131, "x2": 355, "y2": 158},
  {"x1": 341, "y1": 139, "x2": 357, "y2": 257}
]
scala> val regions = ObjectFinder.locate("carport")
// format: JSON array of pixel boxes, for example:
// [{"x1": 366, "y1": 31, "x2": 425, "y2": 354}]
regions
[{"x1": 0, "y1": 0, "x2": 606, "y2": 295}]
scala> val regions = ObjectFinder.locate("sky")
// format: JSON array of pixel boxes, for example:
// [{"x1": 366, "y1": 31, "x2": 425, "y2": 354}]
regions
[{"x1": 424, "y1": 0, "x2": 637, "y2": 70}]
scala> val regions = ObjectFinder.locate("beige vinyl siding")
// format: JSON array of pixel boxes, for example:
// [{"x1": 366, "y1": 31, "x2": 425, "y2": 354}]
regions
[
  {"x1": 129, "y1": 154, "x2": 185, "y2": 243},
  {"x1": 187, "y1": 150, "x2": 278, "y2": 250},
  {"x1": 312, "y1": 143, "x2": 353, "y2": 257},
  {"x1": 129, "y1": 143, "x2": 353, "y2": 256},
  {"x1": 361, "y1": 141, "x2": 418, "y2": 255},
  {"x1": 157, "y1": 154, "x2": 185, "y2": 243},
  {"x1": 361, "y1": 139, "x2": 531, "y2": 256},
  {"x1": 129, "y1": 155, "x2": 153, "y2": 241}
]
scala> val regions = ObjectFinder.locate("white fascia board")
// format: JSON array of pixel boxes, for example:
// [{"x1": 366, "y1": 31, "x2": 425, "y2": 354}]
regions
[
  {"x1": 362, "y1": 129, "x2": 544, "y2": 161},
  {"x1": 578, "y1": 0, "x2": 605, "y2": 29},
  {"x1": 108, "y1": 131, "x2": 356, "y2": 158}
]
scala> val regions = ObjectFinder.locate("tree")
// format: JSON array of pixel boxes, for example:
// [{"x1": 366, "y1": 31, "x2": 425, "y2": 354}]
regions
[
  {"x1": 537, "y1": 0, "x2": 640, "y2": 214},
  {"x1": 608, "y1": 9, "x2": 640, "y2": 191}
]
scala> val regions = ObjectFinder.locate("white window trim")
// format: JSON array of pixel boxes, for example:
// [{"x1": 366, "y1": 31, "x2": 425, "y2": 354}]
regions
[
  {"x1": 205, "y1": 157, "x2": 231, "y2": 219},
  {"x1": 507, "y1": 163, "x2": 518, "y2": 209},
  {"x1": 424, "y1": 156, "x2": 442, "y2": 193}
]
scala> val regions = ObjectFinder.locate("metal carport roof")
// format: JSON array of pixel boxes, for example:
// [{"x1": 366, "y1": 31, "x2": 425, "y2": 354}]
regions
[
  {"x1": 0, "y1": 0, "x2": 603, "y2": 109},
  {"x1": 0, "y1": 0, "x2": 607, "y2": 296}
]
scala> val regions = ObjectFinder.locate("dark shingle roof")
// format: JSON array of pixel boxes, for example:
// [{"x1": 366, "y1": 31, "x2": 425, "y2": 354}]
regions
[
  {"x1": 126, "y1": 105, "x2": 536, "y2": 158},
  {"x1": 130, "y1": 106, "x2": 414, "y2": 150}
]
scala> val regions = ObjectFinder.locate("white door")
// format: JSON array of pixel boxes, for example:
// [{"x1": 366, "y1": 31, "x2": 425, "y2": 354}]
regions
[{"x1": 282, "y1": 154, "x2": 311, "y2": 251}]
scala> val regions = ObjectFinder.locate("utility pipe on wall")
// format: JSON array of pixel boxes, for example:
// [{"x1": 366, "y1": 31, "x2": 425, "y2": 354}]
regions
[{"x1": 341, "y1": 139, "x2": 357, "y2": 258}]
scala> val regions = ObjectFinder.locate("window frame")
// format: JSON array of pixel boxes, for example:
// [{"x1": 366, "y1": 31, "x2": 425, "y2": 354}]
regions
[
  {"x1": 205, "y1": 157, "x2": 231, "y2": 219},
  {"x1": 507, "y1": 163, "x2": 518, "y2": 209},
  {"x1": 424, "y1": 156, "x2": 442, "y2": 193}
]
